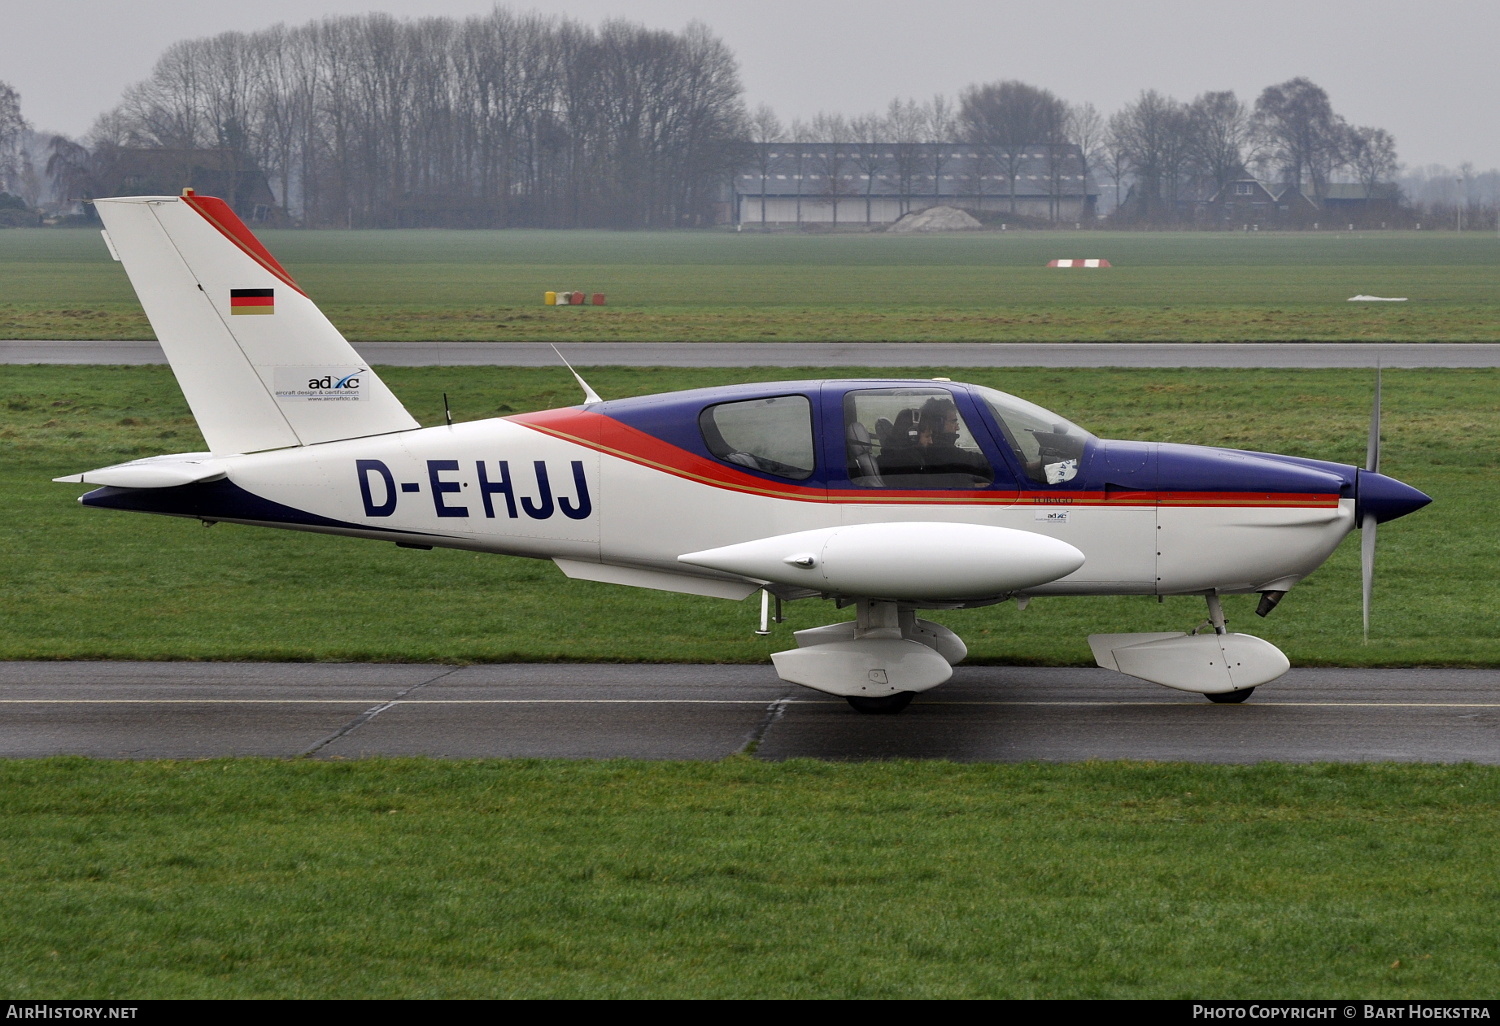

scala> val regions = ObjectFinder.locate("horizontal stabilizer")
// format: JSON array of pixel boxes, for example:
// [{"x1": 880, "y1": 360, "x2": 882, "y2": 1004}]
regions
[{"x1": 54, "y1": 453, "x2": 227, "y2": 489}]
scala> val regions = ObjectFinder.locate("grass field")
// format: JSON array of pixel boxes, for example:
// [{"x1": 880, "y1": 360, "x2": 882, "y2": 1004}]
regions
[
  {"x1": 3, "y1": 758, "x2": 1498, "y2": 999},
  {"x1": 5, "y1": 230, "x2": 1496, "y2": 1002},
  {"x1": 2, "y1": 228, "x2": 1498, "y2": 342},
  {"x1": 4, "y1": 364, "x2": 1495, "y2": 666},
  {"x1": 4, "y1": 361, "x2": 1497, "y2": 1000}
]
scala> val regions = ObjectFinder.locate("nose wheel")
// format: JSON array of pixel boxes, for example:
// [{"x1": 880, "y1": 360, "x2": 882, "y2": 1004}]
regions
[
  {"x1": 1205, "y1": 688, "x2": 1255, "y2": 704},
  {"x1": 846, "y1": 692, "x2": 916, "y2": 714}
]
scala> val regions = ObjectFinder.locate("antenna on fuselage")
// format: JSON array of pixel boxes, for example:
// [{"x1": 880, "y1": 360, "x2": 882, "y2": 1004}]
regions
[{"x1": 551, "y1": 344, "x2": 602, "y2": 405}]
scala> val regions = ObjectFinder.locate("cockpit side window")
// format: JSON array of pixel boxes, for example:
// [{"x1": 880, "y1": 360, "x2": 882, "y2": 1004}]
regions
[
  {"x1": 843, "y1": 388, "x2": 993, "y2": 489},
  {"x1": 699, "y1": 395, "x2": 816, "y2": 480},
  {"x1": 972, "y1": 385, "x2": 1094, "y2": 486}
]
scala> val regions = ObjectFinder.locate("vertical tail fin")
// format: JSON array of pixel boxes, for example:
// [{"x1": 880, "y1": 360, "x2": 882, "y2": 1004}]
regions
[{"x1": 94, "y1": 194, "x2": 417, "y2": 454}]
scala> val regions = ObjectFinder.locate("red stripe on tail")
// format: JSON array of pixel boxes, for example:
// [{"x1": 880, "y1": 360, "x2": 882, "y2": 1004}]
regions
[{"x1": 181, "y1": 194, "x2": 305, "y2": 297}]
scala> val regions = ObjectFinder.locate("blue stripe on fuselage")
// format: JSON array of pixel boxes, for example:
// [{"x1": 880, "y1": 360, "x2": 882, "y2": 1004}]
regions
[{"x1": 80, "y1": 479, "x2": 430, "y2": 535}]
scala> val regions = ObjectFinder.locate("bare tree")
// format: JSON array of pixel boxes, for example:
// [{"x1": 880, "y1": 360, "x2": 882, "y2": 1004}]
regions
[
  {"x1": 1066, "y1": 101, "x2": 1104, "y2": 216},
  {"x1": 1038, "y1": 100, "x2": 1070, "y2": 221},
  {"x1": 0, "y1": 81, "x2": 28, "y2": 195},
  {"x1": 788, "y1": 118, "x2": 812, "y2": 226},
  {"x1": 811, "y1": 111, "x2": 853, "y2": 225},
  {"x1": 45, "y1": 135, "x2": 92, "y2": 204},
  {"x1": 1254, "y1": 77, "x2": 1347, "y2": 205},
  {"x1": 1100, "y1": 111, "x2": 1132, "y2": 216},
  {"x1": 885, "y1": 97, "x2": 925, "y2": 216},
  {"x1": 747, "y1": 103, "x2": 783, "y2": 225},
  {"x1": 848, "y1": 112, "x2": 890, "y2": 224},
  {"x1": 923, "y1": 94, "x2": 957, "y2": 208},
  {"x1": 1187, "y1": 90, "x2": 1257, "y2": 197},
  {"x1": 1113, "y1": 90, "x2": 1190, "y2": 222},
  {"x1": 960, "y1": 80, "x2": 1065, "y2": 215},
  {"x1": 960, "y1": 142, "x2": 993, "y2": 216},
  {"x1": 665, "y1": 22, "x2": 746, "y2": 226},
  {"x1": 13, "y1": 132, "x2": 45, "y2": 208},
  {"x1": 1347, "y1": 125, "x2": 1398, "y2": 199}
]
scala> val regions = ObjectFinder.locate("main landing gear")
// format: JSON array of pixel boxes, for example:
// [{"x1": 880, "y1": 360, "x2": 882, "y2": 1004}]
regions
[{"x1": 770, "y1": 598, "x2": 966, "y2": 714}]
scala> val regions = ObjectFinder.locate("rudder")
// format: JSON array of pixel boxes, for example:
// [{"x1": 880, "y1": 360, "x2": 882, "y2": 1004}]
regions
[{"x1": 95, "y1": 193, "x2": 417, "y2": 455}]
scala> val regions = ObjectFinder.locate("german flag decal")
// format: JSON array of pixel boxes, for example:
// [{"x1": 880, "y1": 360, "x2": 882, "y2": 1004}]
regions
[{"x1": 229, "y1": 288, "x2": 274, "y2": 315}]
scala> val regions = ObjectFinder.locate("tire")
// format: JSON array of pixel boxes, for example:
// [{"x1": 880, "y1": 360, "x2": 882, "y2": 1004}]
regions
[
  {"x1": 846, "y1": 692, "x2": 916, "y2": 714},
  {"x1": 1206, "y1": 688, "x2": 1255, "y2": 704}
]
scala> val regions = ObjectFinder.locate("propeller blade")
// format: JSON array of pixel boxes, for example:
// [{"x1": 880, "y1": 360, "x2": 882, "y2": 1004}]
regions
[
  {"x1": 1361, "y1": 512, "x2": 1377, "y2": 643},
  {"x1": 1362, "y1": 364, "x2": 1383, "y2": 642}
]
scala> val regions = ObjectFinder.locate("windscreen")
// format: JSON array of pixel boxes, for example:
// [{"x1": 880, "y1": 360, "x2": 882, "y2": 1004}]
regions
[{"x1": 972, "y1": 385, "x2": 1095, "y2": 486}]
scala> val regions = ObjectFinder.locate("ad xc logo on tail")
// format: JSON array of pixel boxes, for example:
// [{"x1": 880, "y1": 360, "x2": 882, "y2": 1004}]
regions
[{"x1": 274, "y1": 367, "x2": 368, "y2": 403}]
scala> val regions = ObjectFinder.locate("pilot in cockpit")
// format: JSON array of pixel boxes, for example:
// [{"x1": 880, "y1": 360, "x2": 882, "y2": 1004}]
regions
[{"x1": 879, "y1": 396, "x2": 992, "y2": 486}]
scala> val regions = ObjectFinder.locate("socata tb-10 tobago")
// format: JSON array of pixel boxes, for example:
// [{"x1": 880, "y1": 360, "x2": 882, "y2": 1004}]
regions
[{"x1": 61, "y1": 192, "x2": 1430, "y2": 713}]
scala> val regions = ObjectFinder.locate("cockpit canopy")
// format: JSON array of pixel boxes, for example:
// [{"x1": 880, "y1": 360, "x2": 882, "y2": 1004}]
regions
[{"x1": 597, "y1": 379, "x2": 1099, "y2": 493}]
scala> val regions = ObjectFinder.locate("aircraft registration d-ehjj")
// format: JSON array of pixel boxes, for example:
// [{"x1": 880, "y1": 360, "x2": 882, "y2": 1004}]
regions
[{"x1": 62, "y1": 192, "x2": 1431, "y2": 713}]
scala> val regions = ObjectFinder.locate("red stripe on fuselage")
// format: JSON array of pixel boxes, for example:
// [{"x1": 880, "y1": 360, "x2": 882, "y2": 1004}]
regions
[{"x1": 509, "y1": 408, "x2": 1340, "y2": 509}]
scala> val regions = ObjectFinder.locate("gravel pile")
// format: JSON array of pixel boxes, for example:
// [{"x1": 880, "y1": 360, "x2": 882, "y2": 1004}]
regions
[{"x1": 887, "y1": 205, "x2": 983, "y2": 233}]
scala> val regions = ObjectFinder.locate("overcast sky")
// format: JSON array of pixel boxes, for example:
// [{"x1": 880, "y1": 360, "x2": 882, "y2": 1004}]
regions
[{"x1": 4, "y1": 0, "x2": 1495, "y2": 171}]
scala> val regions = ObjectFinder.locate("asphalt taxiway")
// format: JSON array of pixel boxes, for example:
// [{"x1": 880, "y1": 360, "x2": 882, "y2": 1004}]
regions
[
  {"x1": 2, "y1": 662, "x2": 1495, "y2": 763},
  {"x1": 4, "y1": 340, "x2": 1499, "y2": 368}
]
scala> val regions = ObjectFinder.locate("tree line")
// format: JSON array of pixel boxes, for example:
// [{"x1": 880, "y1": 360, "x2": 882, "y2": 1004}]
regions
[
  {"x1": 44, "y1": 10, "x2": 745, "y2": 228},
  {"x1": 752, "y1": 77, "x2": 1400, "y2": 226},
  {"x1": 1, "y1": 5, "x2": 1493, "y2": 230}
]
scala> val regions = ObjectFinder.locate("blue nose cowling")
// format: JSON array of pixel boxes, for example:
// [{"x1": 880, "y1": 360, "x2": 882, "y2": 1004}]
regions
[{"x1": 1356, "y1": 470, "x2": 1432, "y2": 525}]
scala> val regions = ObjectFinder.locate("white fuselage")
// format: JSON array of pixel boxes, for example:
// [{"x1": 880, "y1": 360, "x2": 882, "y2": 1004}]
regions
[{"x1": 188, "y1": 415, "x2": 1355, "y2": 601}]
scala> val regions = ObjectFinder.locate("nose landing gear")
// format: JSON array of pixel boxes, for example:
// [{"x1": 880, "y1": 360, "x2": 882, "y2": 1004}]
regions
[{"x1": 1087, "y1": 592, "x2": 1290, "y2": 701}]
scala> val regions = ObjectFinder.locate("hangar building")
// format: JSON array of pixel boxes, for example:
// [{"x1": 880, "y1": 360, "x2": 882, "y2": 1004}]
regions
[{"x1": 735, "y1": 143, "x2": 1098, "y2": 226}]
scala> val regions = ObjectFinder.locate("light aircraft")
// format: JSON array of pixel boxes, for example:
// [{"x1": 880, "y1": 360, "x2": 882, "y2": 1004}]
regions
[{"x1": 61, "y1": 192, "x2": 1431, "y2": 713}]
